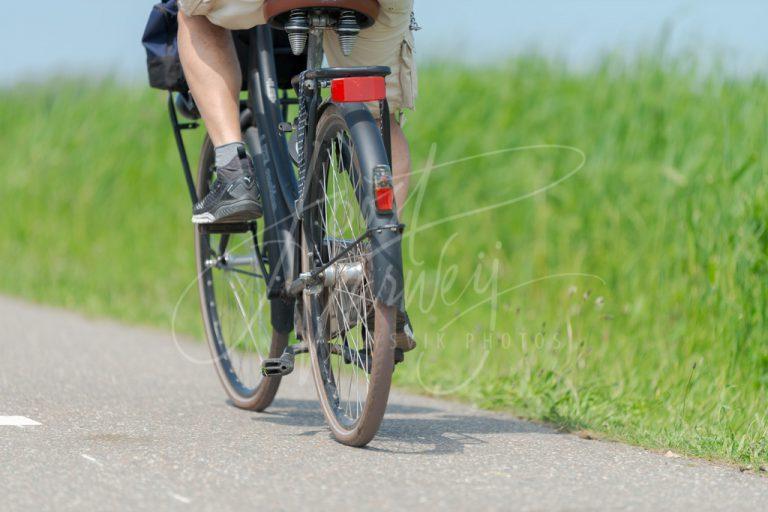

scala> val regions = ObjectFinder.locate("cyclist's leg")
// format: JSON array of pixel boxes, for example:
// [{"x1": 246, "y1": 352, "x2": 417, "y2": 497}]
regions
[
  {"x1": 324, "y1": 0, "x2": 417, "y2": 217},
  {"x1": 178, "y1": 2, "x2": 270, "y2": 223},
  {"x1": 389, "y1": 116, "x2": 411, "y2": 218},
  {"x1": 177, "y1": 12, "x2": 242, "y2": 147}
]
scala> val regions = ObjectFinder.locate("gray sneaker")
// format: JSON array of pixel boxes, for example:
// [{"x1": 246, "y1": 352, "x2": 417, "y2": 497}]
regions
[
  {"x1": 192, "y1": 146, "x2": 262, "y2": 224},
  {"x1": 393, "y1": 310, "x2": 417, "y2": 352},
  {"x1": 367, "y1": 308, "x2": 417, "y2": 352}
]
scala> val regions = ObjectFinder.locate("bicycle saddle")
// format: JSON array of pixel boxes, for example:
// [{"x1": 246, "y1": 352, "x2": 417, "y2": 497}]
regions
[{"x1": 264, "y1": 0, "x2": 380, "y2": 29}]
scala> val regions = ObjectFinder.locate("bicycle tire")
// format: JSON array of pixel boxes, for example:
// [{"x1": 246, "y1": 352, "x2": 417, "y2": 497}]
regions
[
  {"x1": 195, "y1": 135, "x2": 288, "y2": 411},
  {"x1": 300, "y1": 104, "x2": 398, "y2": 446}
]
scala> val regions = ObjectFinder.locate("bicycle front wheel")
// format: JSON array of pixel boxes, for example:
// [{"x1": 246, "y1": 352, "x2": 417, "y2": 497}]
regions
[
  {"x1": 195, "y1": 135, "x2": 288, "y2": 411},
  {"x1": 300, "y1": 105, "x2": 398, "y2": 446}
]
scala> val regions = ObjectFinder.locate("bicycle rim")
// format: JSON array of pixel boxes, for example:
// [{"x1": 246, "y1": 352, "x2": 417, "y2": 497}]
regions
[
  {"x1": 195, "y1": 136, "x2": 287, "y2": 411},
  {"x1": 301, "y1": 106, "x2": 395, "y2": 446}
]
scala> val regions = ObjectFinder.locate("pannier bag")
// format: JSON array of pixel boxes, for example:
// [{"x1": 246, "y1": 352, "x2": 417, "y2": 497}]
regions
[{"x1": 142, "y1": 0, "x2": 188, "y2": 91}]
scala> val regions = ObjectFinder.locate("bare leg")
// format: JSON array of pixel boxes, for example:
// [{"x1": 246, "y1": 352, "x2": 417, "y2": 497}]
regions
[
  {"x1": 388, "y1": 113, "x2": 416, "y2": 348},
  {"x1": 177, "y1": 13, "x2": 242, "y2": 146},
  {"x1": 389, "y1": 114, "x2": 411, "y2": 218}
]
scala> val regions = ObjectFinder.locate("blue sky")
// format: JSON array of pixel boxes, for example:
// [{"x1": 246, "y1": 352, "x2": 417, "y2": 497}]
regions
[{"x1": 2, "y1": 1, "x2": 766, "y2": 85}]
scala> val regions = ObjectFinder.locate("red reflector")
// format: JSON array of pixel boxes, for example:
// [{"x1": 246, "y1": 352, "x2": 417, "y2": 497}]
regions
[
  {"x1": 375, "y1": 187, "x2": 395, "y2": 212},
  {"x1": 331, "y1": 76, "x2": 386, "y2": 103},
  {"x1": 373, "y1": 164, "x2": 395, "y2": 213}
]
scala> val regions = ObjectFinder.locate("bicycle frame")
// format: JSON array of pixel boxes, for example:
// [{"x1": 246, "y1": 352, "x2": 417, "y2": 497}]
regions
[
  {"x1": 168, "y1": 24, "x2": 400, "y2": 336},
  {"x1": 243, "y1": 26, "x2": 300, "y2": 335}
]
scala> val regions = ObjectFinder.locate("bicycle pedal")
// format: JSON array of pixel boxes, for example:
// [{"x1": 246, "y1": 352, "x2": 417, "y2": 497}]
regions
[
  {"x1": 199, "y1": 222, "x2": 251, "y2": 234},
  {"x1": 261, "y1": 354, "x2": 294, "y2": 377}
]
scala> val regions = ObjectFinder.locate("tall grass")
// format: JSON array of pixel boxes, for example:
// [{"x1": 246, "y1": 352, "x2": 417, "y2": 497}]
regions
[{"x1": 1, "y1": 54, "x2": 767, "y2": 466}]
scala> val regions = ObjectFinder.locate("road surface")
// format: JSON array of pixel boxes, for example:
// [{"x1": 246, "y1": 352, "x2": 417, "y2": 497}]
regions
[{"x1": 1, "y1": 296, "x2": 766, "y2": 511}]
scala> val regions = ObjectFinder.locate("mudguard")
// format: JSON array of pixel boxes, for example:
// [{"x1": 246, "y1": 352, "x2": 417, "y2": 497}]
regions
[{"x1": 328, "y1": 102, "x2": 405, "y2": 307}]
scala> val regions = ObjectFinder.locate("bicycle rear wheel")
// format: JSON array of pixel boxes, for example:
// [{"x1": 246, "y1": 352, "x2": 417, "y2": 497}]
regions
[
  {"x1": 195, "y1": 135, "x2": 288, "y2": 410},
  {"x1": 301, "y1": 105, "x2": 398, "y2": 446}
]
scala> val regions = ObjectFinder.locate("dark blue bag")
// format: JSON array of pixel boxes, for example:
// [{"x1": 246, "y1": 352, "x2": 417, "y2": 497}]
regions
[{"x1": 142, "y1": 0, "x2": 187, "y2": 91}]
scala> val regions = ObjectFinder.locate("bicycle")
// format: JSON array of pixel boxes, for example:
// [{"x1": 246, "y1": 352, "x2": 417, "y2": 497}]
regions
[{"x1": 167, "y1": 0, "x2": 406, "y2": 447}]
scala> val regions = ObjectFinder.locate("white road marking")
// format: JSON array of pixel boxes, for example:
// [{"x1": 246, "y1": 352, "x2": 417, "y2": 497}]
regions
[
  {"x1": 0, "y1": 416, "x2": 41, "y2": 428},
  {"x1": 170, "y1": 493, "x2": 191, "y2": 504},
  {"x1": 80, "y1": 454, "x2": 103, "y2": 466}
]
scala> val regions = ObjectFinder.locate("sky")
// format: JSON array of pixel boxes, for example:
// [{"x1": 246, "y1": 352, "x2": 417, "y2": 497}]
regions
[{"x1": 1, "y1": 1, "x2": 766, "y2": 85}]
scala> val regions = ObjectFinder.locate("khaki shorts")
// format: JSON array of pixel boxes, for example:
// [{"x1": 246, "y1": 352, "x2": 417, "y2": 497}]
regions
[{"x1": 179, "y1": 0, "x2": 417, "y2": 114}]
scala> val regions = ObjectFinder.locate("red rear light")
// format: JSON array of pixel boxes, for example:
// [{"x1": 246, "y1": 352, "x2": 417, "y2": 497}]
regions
[
  {"x1": 373, "y1": 165, "x2": 394, "y2": 213},
  {"x1": 375, "y1": 187, "x2": 394, "y2": 212},
  {"x1": 331, "y1": 76, "x2": 386, "y2": 103}
]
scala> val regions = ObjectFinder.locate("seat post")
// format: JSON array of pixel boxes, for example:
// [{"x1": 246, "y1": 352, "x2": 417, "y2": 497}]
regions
[{"x1": 307, "y1": 28, "x2": 325, "y2": 70}]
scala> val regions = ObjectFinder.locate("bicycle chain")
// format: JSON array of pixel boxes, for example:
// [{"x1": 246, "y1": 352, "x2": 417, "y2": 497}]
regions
[{"x1": 296, "y1": 71, "x2": 310, "y2": 201}]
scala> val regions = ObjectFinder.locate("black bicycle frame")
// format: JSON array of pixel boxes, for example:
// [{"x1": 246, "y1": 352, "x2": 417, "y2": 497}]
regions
[
  {"x1": 242, "y1": 26, "x2": 300, "y2": 334},
  {"x1": 167, "y1": 25, "x2": 400, "y2": 334}
]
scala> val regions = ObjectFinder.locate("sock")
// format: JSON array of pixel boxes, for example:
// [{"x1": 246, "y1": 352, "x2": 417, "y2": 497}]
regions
[{"x1": 215, "y1": 142, "x2": 246, "y2": 169}]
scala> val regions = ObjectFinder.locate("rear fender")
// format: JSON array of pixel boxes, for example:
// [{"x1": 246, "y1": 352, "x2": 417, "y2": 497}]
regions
[{"x1": 335, "y1": 103, "x2": 404, "y2": 307}]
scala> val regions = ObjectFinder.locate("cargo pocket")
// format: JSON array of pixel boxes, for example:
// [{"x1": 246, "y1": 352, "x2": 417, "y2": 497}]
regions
[{"x1": 399, "y1": 31, "x2": 417, "y2": 110}]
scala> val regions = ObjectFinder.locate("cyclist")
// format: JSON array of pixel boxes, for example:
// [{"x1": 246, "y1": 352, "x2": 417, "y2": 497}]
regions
[{"x1": 177, "y1": 0, "x2": 417, "y2": 350}]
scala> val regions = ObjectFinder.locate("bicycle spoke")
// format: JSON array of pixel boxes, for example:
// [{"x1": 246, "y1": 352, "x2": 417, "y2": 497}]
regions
[
  {"x1": 308, "y1": 128, "x2": 376, "y2": 427},
  {"x1": 206, "y1": 231, "x2": 271, "y2": 392}
]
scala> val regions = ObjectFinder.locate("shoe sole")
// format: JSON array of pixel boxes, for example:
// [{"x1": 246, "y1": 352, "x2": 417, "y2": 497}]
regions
[
  {"x1": 192, "y1": 199, "x2": 263, "y2": 224},
  {"x1": 366, "y1": 310, "x2": 417, "y2": 352}
]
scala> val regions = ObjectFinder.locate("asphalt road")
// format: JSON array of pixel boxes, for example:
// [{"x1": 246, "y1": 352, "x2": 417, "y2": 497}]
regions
[{"x1": 1, "y1": 295, "x2": 767, "y2": 511}]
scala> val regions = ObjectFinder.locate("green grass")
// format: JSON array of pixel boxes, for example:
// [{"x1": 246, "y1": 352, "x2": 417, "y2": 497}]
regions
[{"x1": 2, "y1": 53, "x2": 768, "y2": 467}]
